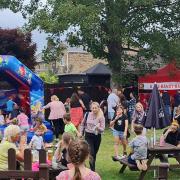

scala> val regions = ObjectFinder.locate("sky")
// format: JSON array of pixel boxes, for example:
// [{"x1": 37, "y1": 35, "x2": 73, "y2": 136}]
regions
[{"x1": 0, "y1": 9, "x2": 47, "y2": 54}]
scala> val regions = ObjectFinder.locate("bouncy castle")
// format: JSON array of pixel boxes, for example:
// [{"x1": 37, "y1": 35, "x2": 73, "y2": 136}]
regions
[{"x1": 0, "y1": 55, "x2": 44, "y2": 118}]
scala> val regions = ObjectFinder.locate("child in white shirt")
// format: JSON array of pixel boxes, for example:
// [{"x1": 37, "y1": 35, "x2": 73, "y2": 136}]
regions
[{"x1": 29, "y1": 129, "x2": 44, "y2": 150}]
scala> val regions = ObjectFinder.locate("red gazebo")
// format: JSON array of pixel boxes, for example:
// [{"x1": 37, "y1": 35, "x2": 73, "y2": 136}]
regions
[{"x1": 138, "y1": 62, "x2": 180, "y2": 108}]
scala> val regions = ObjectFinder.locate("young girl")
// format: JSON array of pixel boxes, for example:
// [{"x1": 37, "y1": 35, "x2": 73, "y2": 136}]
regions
[
  {"x1": 56, "y1": 139, "x2": 101, "y2": 180},
  {"x1": 17, "y1": 108, "x2": 29, "y2": 132},
  {"x1": 131, "y1": 102, "x2": 146, "y2": 135},
  {"x1": 0, "y1": 110, "x2": 5, "y2": 125},
  {"x1": 33, "y1": 117, "x2": 47, "y2": 135},
  {"x1": 110, "y1": 105, "x2": 128, "y2": 160},
  {"x1": 54, "y1": 132, "x2": 73, "y2": 167}
]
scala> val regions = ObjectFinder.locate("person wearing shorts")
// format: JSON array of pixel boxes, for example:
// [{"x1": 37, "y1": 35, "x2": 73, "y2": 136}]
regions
[{"x1": 110, "y1": 105, "x2": 128, "y2": 160}]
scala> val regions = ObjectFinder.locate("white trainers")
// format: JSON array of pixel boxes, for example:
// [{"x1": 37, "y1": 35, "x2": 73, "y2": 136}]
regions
[
  {"x1": 113, "y1": 155, "x2": 122, "y2": 161},
  {"x1": 119, "y1": 155, "x2": 127, "y2": 159}
]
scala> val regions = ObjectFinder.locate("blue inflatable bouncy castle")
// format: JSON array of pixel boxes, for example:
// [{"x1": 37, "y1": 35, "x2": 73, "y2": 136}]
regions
[{"x1": 0, "y1": 55, "x2": 44, "y2": 120}]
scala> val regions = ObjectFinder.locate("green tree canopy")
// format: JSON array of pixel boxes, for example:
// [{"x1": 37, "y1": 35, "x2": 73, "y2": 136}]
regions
[
  {"x1": 3, "y1": 0, "x2": 180, "y2": 84},
  {"x1": 38, "y1": 71, "x2": 58, "y2": 84}
]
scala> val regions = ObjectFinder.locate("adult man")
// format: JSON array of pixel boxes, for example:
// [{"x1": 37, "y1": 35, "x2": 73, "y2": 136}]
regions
[
  {"x1": 77, "y1": 88, "x2": 91, "y2": 113},
  {"x1": 162, "y1": 90, "x2": 171, "y2": 117},
  {"x1": 107, "y1": 89, "x2": 119, "y2": 121}
]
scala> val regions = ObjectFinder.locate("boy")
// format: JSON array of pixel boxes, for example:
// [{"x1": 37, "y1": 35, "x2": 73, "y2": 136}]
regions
[
  {"x1": 63, "y1": 113, "x2": 81, "y2": 138},
  {"x1": 6, "y1": 96, "x2": 16, "y2": 118},
  {"x1": 128, "y1": 124, "x2": 148, "y2": 171},
  {"x1": 29, "y1": 129, "x2": 45, "y2": 150}
]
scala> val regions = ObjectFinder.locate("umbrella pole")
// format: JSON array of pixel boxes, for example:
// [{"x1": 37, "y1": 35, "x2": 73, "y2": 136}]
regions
[
  {"x1": 153, "y1": 128, "x2": 156, "y2": 145},
  {"x1": 153, "y1": 128, "x2": 156, "y2": 178}
]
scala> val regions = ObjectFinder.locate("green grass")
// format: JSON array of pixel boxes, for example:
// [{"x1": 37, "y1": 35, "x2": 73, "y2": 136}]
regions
[{"x1": 95, "y1": 128, "x2": 180, "y2": 180}]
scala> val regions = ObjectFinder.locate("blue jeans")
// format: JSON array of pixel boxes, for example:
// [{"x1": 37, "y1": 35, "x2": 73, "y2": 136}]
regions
[{"x1": 128, "y1": 156, "x2": 136, "y2": 165}]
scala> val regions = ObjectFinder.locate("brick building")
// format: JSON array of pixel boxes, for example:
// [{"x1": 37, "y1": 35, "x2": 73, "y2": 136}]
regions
[{"x1": 35, "y1": 47, "x2": 107, "y2": 74}]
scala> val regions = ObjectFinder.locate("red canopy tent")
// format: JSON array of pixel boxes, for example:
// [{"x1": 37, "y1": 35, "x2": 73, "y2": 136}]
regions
[{"x1": 138, "y1": 62, "x2": 180, "y2": 108}]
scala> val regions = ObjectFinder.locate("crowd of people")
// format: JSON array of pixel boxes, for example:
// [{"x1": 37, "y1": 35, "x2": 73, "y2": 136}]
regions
[{"x1": 0, "y1": 87, "x2": 180, "y2": 179}]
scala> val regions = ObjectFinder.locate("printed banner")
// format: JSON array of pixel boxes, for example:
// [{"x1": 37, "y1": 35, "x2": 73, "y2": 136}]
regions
[{"x1": 139, "y1": 82, "x2": 180, "y2": 90}]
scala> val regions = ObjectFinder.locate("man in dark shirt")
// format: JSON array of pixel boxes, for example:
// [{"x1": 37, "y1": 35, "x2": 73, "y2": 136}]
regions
[
  {"x1": 162, "y1": 91, "x2": 171, "y2": 117},
  {"x1": 77, "y1": 88, "x2": 91, "y2": 113}
]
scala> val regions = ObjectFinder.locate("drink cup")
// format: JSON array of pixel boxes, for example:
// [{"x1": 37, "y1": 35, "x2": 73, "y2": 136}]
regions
[
  {"x1": 159, "y1": 135, "x2": 165, "y2": 147},
  {"x1": 48, "y1": 150, "x2": 53, "y2": 161}
]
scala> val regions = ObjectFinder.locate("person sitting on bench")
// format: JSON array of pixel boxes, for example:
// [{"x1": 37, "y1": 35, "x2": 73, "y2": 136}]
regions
[
  {"x1": 159, "y1": 121, "x2": 180, "y2": 162},
  {"x1": 128, "y1": 124, "x2": 148, "y2": 171}
]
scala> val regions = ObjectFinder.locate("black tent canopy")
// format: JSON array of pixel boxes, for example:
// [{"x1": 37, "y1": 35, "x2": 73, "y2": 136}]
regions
[{"x1": 83, "y1": 62, "x2": 111, "y2": 75}]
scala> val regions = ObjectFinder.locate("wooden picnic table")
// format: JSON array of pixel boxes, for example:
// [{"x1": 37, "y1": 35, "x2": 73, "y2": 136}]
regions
[
  {"x1": 139, "y1": 142, "x2": 180, "y2": 180},
  {"x1": 49, "y1": 163, "x2": 68, "y2": 180},
  {"x1": 115, "y1": 142, "x2": 180, "y2": 180}
]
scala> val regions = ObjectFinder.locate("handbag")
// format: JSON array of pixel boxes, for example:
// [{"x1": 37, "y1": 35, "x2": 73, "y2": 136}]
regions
[{"x1": 82, "y1": 112, "x2": 89, "y2": 136}]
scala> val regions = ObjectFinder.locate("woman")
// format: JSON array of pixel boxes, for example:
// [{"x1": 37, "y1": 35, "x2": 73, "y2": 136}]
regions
[
  {"x1": 70, "y1": 92, "x2": 85, "y2": 129},
  {"x1": 131, "y1": 102, "x2": 146, "y2": 135},
  {"x1": 56, "y1": 139, "x2": 101, "y2": 180},
  {"x1": 0, "y1": 125, "x2": 24, "y2": 170},
  {"x1": 80, "y1": 102, "x2": 105, "y2": 171},
  {"x1": 43, "y1": 95, "x2": 66, "y2": 139}
]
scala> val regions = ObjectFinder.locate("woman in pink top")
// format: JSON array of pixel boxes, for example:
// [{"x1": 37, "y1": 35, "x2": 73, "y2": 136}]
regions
[
  {"x1": 43, "y1": 95, "x2": 66, "y2": 139},
  {"x1": 17, "y1": 108, "x2": 29, "y2": 132},
  {"x1": 80, "y1": 102, "x2": 105, "y2": 171},
  {"x1": 56, "y1": 139, "x2": 101, "y2": 180}
]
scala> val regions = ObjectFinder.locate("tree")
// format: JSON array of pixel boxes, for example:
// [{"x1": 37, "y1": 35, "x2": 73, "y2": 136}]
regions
[
  {"x1": 0, "y1": 0, "x2": 22, "y2": 12},
  {"x1": 0, "y1": 28, "x2": 37, "y2": 70},
  {"x1": 38, "y1": 71, "x2": 58, "y2": 84},
  {"x1": 6, "y1": 0, "x2": 180, "y2": 84},
  {"x1": 42, "y1": 37, "x2": 67, "y2": 74}
]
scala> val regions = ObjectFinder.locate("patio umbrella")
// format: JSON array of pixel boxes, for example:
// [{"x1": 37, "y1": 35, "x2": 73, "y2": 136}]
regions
[{"x1": 142, "y1": 84, "x2": 171, "y2": 144}]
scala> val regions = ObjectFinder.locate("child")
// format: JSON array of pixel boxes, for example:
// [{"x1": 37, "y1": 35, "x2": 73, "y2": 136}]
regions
[
  {"x1": 63, "y1": 113, "x2": 81, "y2": 138},
  {"x1": 10, "y1": 104, "x2": 19, "y2": 119},
  {"x1": 0, "y1": 110, "x2": 5, "y2": 125},
  {"x1": 54, "y1": 132, "x2": 73, "y2": 167},
  {"x1": 110, "y1": 105, "x2": 128, "y2": 160},
  {"x1": 6, "y1": 96, "x2": 16, "y2": 118},
  {"x1": 29, "y1": 129, "x2": 45, "y2": 150},
  {"x1": 17, "y1": 108, "x2": 29, "y2": 132},
  {"x1": 33, "y1": 117, "x2": 47, "y2": 135},
  {"x1": 128, "y1": 124, "x2": 148, "y2": 171}
]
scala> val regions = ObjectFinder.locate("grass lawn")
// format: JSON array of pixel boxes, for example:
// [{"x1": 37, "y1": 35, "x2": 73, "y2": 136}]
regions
[{"x1": 95, "y1": 128, "x2": 180, "y2": 180}]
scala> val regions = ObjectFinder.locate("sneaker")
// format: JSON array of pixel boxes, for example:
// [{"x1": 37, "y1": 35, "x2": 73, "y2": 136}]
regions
[
  {"x1": 112, "y1": 155, "x2": 122, "y2": 161},
  {"x1": 119, "y1": 155, "x2": 127, "y2": 159}
]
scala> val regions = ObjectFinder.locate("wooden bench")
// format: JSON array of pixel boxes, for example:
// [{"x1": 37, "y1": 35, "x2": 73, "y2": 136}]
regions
[
  {"x1": 112, "y1": 156, "x2": 139, "y2": 173},
  {"x1": 0, "y1": 148, "x2": 49, "y2": 179}
]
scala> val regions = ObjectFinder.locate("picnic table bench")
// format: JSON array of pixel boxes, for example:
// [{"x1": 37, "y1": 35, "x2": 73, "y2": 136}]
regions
[{"x1": 112, "y1": 143, "x2": 180, "y2": 180}]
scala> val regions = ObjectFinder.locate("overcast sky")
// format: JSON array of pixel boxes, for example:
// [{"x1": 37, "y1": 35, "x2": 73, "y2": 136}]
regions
[{"x1": 0, "y1": 9, "x2": 47, "y2": 54}]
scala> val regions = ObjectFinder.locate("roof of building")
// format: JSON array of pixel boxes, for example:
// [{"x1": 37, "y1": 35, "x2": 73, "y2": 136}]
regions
[{"x1": 83, "y1": 62, "x2": 111, "y2": 75}]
